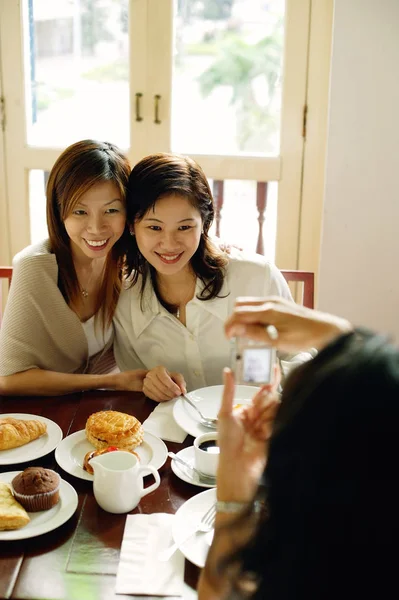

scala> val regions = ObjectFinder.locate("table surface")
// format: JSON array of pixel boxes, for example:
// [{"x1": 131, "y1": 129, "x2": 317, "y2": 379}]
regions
[{"x1": 0, "y1": 391, "x2": 202, "y2": 600}]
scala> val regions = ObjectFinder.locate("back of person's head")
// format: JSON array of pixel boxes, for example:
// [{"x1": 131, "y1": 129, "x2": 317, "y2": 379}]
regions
[
  {"x1": 125, "y1": 153, "x2": 227, "y2": 304},
  {"x1": 228, "y1": 330, "x2": 399, "y2": 599},
  {"x1": 46, "y1": 140, "x2": 131, "y2": 324}
]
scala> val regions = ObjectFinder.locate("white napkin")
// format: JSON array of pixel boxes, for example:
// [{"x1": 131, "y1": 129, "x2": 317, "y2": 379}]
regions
[
  {"x1": 116, "y1": 513, "x2": 185, "y2": 596},
  {"x1": 143, "y1": 398, "x2": 187, "y2": 443}
]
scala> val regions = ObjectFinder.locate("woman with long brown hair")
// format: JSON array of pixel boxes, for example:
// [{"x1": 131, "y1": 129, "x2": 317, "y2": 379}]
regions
[
  {"x1": 0, "y1": 139, "x2": 147, "y2": 395},
  {"x1": 113, "y1": 153, "x2": 313, "y2": 401}
]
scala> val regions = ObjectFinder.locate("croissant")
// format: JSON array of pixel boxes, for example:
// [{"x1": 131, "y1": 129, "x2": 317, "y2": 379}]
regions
[{"x1": 0, "y1": 418, "x2": 47, "y2": 451}]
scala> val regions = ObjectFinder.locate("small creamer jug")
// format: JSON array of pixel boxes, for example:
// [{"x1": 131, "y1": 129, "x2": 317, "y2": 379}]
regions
[{"x1": 90, "y1": 450, "x2": 160, "y2": 514}]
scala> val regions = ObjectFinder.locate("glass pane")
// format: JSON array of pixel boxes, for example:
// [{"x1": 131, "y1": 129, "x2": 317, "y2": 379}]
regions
[
  {"x1": 208, "y1": 179, "x2": 277, "y2": 261},
  {"x1": 25, "y1": 0, "x2": 129, "y2": 148},
  {"x1": 172, "y1": 0, "x2": 285, "y2": 156},
  {"x1": 29, "y1": 170, "x2": 48, "y2": 244}
]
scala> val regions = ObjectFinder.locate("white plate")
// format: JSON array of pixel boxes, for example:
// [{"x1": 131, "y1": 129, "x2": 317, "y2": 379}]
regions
[
  {"x1": 0, "y1": 414, "x2": 63, "y2": 465},
  {"x1": 0, "y1": 470, "x2": 78, "y2": 540},
  {"x1": 172, "y1": 487, "x2": 216, "y2": 568},
  {"x1": 55, "y1": 429, "x2": 168, "y2": 481},
  {"x1": 173, "y1": 385, "x2": 259, "y2": 438},
  {"x1": 170, "y1": 446, "x2": 216, "y2": 489}
]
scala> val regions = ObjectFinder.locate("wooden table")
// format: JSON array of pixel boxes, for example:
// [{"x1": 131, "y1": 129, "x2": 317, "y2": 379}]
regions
[{"x1": 0, "y1": 391, "x2": 202, "y2": 600}]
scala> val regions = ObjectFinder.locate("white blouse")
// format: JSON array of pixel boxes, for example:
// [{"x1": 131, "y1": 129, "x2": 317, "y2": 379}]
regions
[
  {"x1": 113, "y1": 250, "x2": 314, "y2": 391},
  {"x1": 81, "y1": 316, "x2": 113, "y2": 358}
]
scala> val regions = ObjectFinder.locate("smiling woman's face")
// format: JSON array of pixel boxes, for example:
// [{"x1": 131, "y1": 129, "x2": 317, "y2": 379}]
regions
[
  {"x1": 133, "y1": 193, "x2": 202, "y2": 277},
  {"x1": 63, "y1": 181, "x2": 126, "y2": 262}
]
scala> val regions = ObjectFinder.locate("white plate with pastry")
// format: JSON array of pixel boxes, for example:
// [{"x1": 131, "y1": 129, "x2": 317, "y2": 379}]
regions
[
  {"x1": 172, "y1": 487, "x2": 216, "y2": 568},
  {"x1": 0, "y1": 414, "x2": 63, "y2": 466},
  {"x1": 173, "y1": 385, "x2": 259, "y2": 438},
  {"x1": 55, "y1": 429, "x2": 168, "y2": 481},
  {"x1": 0, "y1": 471, "x2": 78, "y2": 540}
]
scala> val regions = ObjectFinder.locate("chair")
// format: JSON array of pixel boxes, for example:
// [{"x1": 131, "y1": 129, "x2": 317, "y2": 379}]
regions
[
  {"x1": 0, "y1": 267, "x2": 13, "y2": 325},
  {"x1": 280, "y1": 270, "x2": 314, "y2": 309}
]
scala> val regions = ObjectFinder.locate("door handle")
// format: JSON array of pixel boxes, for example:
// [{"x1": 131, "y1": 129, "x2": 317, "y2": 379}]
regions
[
  {"x1": 135, "y1": 92, "x2": 143, "y2": 122},
  {"x1": 154, "y1": 94, "x2": 161, "y2": 124}
]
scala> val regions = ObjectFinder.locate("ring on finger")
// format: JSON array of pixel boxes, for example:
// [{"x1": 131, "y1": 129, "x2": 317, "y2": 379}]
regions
[{"x1": 265, "y1": 324, "x2": 278, "y2": 341}]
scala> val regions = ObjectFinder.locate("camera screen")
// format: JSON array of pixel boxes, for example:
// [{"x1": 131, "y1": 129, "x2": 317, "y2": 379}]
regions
[{"x1": 242, "y1": 347, "x2": 272, "y2": 383}]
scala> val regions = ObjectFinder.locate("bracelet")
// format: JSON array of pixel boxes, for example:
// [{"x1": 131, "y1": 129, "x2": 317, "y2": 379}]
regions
[{"x1": 216, "y1": 500, "x2": 262, "y2": 514}]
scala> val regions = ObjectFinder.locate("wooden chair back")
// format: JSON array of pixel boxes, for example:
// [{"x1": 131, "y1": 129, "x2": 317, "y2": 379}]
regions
[
  {"x1": 0, "y1": 267, "x2": 13, "y2": 326},
  {"x1": 280, "y1": 270, "x2": 314, "y2": 309}
]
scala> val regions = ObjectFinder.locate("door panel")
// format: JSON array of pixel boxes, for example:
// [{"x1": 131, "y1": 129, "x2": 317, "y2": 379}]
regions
[{"x1": 0, "y1": 0, "x2": 311, "y2": 271}]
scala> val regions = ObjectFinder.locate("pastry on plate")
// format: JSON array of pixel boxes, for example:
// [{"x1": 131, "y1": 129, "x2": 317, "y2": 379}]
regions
[
  {"x1": 85, "y1": 410, "x2": 144, "y2": 451},
  {"x1": 0, "y1": 418, "x2": 47, "y2": 451},
  {"x1": 0, "y1": 482, "x2": 30, "y2": 530},
  {"x1": 83, "y1": 445, "x2": 140, "y2": 475},
  {"x1": 12, "y1": 467, "x2": 60, "y2": 512}
]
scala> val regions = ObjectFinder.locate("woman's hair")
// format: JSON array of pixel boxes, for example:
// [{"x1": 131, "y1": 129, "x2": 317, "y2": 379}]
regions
[
  {"x1": 47, "y1": 139, "x2": 131, "y2": 326},
  {"x1": 124, "y1": 153, "x2": 228, "y2": 312},
  {"x1": 207, "y1": 330, "x2": 399, "y2": 599}
]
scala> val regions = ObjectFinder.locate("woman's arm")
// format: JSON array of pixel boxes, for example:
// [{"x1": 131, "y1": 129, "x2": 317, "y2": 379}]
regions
[
  {"x1": 225, "y1": 296, "x2": 353, "y2": 351},
  {"x1": 198, "y1": 367, "x2": 280, "y2": 599},
  {"x1": 0, "y1": 368, "x2": 148, "y2": 396}
]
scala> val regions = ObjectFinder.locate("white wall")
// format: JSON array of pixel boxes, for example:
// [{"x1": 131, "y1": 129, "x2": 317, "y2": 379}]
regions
[{"x1": 319, "y1": 0, "x2": 399, "y2": 339}]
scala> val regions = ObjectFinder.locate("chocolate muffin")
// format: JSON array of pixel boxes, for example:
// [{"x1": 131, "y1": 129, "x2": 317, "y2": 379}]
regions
[{"x1": 12, "y1": 467, "x2": 60, "y2": 512}]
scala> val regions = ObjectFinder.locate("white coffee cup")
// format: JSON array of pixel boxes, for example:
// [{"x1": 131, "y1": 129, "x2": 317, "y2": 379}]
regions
[{"x1": 193, "y1": 432, "x2": 220, "y2": 477}]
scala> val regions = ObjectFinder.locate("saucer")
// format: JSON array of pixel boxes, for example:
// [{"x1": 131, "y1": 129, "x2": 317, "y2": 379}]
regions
[{"x1": 170, "y1": 446, "x2": 216, "y2": 488}]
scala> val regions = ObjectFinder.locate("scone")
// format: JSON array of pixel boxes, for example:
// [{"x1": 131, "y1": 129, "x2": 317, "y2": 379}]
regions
[
  {"x1": 85, "y1": 410, "x2": 144, "y2": 451},
  {"x1": 0, "y1": 482, "x2": 30, "y2": 530},
  {"x1": 12, "y1": 467, "x2": 60, "y2": 512},
  {"x1": 0, "y1": 418, "x2": 47, "y2": 451}
]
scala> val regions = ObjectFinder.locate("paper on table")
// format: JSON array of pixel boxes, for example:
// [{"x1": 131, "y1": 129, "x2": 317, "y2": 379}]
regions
[
  {"x1": 143, "y1": 398, "x2": 187, "y2": 443},
  {"x1": 116, "y1": 513, "x2": 185, "y2": 596}
]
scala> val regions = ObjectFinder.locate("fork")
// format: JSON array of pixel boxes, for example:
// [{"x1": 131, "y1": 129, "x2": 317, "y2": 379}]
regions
[
  {"x1": 182, "y1": 394, "x2": 218, "y2": 429},
  {"x1": 158, "y1": 502, "x2": 216, "y2": 562}
]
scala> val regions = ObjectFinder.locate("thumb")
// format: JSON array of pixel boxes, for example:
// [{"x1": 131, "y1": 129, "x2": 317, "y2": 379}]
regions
[{"x1": 171, "y1": 372, "x2": 187, "y2": 394}]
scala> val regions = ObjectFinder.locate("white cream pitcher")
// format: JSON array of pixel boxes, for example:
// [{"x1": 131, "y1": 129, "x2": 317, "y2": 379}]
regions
[{"x1": 90, "y1": 450, "x2": 161, "y2": 514}]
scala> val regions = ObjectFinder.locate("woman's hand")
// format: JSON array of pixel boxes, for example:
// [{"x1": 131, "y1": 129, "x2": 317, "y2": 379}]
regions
[
  {"x1": 113, "y1": 369, "x2": 148, "y2": 392},
  {"x1": 216, "y1": 367, "x2": 281, "y2": 504},
  {"x1": 225, "y1": 296, "x2": 353, "y2": 352},
  {"x1": 143, "y1": 366, "x2": 186, "y2": 402}
]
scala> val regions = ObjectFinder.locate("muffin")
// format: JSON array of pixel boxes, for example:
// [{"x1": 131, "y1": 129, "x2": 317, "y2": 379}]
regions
[{"x1": 11, "y1": 467, "x2": 60, "y2": 512}]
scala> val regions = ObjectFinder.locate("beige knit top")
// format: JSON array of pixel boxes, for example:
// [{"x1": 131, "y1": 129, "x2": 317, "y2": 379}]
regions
[{"x1": 0, "y1": 240, "x2": 114, "y2": 377}]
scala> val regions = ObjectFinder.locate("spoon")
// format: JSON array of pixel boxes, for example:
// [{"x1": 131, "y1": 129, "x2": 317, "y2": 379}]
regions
[
  {"x1": 182, "y1": 394, "x2": 218, "y2": 429},
  {"x1": 168, "y1": 452, "x2": 216, "y2": 485}
]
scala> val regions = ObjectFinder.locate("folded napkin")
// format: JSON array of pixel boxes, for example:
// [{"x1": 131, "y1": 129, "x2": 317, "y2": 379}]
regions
[
  {"x1": 143, "y1": 398, "x2": 187, "y2": 443},
  {"x1": 116, "y1": 513, "x2": 185, "y2": 596}
]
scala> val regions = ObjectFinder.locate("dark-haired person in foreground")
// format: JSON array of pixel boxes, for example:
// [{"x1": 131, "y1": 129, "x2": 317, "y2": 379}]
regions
[{"x1": 199, "y1": 297, "x2": 398, "y2": 599}]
